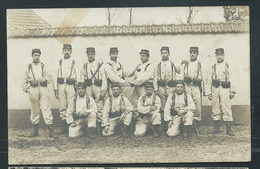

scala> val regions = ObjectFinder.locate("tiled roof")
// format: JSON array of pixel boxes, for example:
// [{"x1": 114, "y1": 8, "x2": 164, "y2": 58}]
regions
[{"x1": 7, "y1": 9, "x2": 51, "y2": 30}]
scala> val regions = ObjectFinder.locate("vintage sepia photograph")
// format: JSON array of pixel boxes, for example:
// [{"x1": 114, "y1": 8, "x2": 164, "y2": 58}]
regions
[
  {"x1": 7, "y1": 6, "x2": 250, "y2": 164},
  {"x1": 7, "y1": 168, "x2": 250, "y2": 169}
]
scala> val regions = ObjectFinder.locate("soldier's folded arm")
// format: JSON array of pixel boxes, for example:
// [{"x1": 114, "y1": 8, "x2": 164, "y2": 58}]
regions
[
  {"x1": 132, "y1": 65, "x2": 154, "y2": 86},
  {"x1": 100, "y1": 65, "x2": 108, "y2": 94},
  {"x1": 137, "y1": 97, "x2": 150, "y2": 115},
  {"x1": 105, "y1": 65, "x2": 125, "y2": 84}
]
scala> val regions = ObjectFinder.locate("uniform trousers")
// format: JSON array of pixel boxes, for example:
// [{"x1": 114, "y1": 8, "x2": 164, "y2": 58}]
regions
[
  {"x1": 58, "y1": 83, "x2": 75, "y2": 120},
  {"x1": 185, "y1": 84, "x2": 202, "y2": 121},
  {"x1": 166, "y1": 111, "x2": 194, "y2": 137},
  {"x1": 86, "y1": 84, "x2": 103, "y2": 122},
  {"x1": 134, "y1": 112, "x2": 161, "y2": 136},
  {"x1": 29, "y1": 86, "x2": 53, "y2": 125},
  {"x1": 102, "y1": 112, "x2": 132, "y2": 136},
  {"x1": 211, "y1": 86, "x2": 233, "y2": 121},
  {"x1": 68, "y1": 112, "x2": 97, "y2": 138}
]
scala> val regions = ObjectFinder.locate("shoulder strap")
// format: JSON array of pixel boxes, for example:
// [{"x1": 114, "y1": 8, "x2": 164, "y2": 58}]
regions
[
  {"x1": 109, "y1": 96, "x2": 113, "y2": 112},
  {"x1": 185, "y1": 61, "x2": 189, "y2": 77},
  {"x1": 84, "y1": 63, "x2": 88, "y2": 79},
  {"x1": 59, "y1": 59, "x2": 63, "y2": 77},
  {"x1": 142, "y1": 95, "x2": 146, "y2": 105},
  {"x1": 152, "y1": 94, "x2": 156, "y2": 106},
  {"x1": 28, "y1": 63, "x2": 36, "y2": 80},
  {"x1": 158, "y1": 62, "x2": 162, "y2": 80},
  {"x1": 184, "y1": 92, "x2": 188, "y2": 106},
  {"x1": 73, "y1": 96, "x2": 77, "y2": 113},
  {"x1": 212, "y1": 64, "x2": 217, "y2": 80},
  {"x1": 40, "y1": 62, "x2": 45, "y2": 78},
  {"x1": 90, "y1": 62, "x2": 103, "y2": 80},
  {"x1": 197, "y1": 61, "x2": 202, "y2": 79},
  {"x1": 225, "y1": 62, "x2": 229, "y2": 82},
  {"x1": 170, "y1": 61, "x2": 176, "y2": 80},
  {"x1": 144, "y1": 63, "x2": 150, "y2": 71},
  {"x1": 69, "y1": 60, "x2": 75, "y2": 78},
  {"x1": 86, "y1": 96, "x2": 90, "y2": 109},
  {"x1": 107, "y1": 62, "x2": 113, "y2": 67},
  {"x1": 171, "y1": 92, "x2": 176, "y2": 109}
]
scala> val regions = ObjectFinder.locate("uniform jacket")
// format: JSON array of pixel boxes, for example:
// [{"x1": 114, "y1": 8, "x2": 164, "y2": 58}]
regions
[
  {"x1": 102, "y1": 95, "x2": 133, "y2": 126},
  {"x1": 137, "y1": 93, "x2": 161, "y2": 115},
  {"x1": 164, "y1": 92, "x2": 196, "y2": 122},
  {"x1": 66, "y1": 95, "x2": 97, "y2": 124},
  {"x1": 22, "y1": 62, "x2": 52, "y2": 92},
  {"x1": 80, "y1": 60, "x2": 107, "y2": 91},
  {"x1": 54, "y1": 57, "x2": 77, "y2": 90},
  {"x1": 129, "y1": 61, "x2": 154, "y2": 86}
]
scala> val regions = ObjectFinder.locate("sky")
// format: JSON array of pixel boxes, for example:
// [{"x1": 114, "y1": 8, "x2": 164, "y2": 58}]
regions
[{"x1": 33, "y1": 7, "x2": 226, "y2": 28}]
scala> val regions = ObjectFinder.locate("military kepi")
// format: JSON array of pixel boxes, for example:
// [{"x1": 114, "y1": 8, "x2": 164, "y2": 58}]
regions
[
  {"x1": 139, "y1": 49, "x2": 150, "y2": 56},
  {"x1": 110, "y1": 47, "x2": 119, "y2": 53},
  {"x1": 111, "y1": 83, "x2": 121, "y2": 88},
  {"x1": 189, "y1": 47, "x2": 199, "y2": 52},
  {"x1": 86, "y1": 47, "x2": 95, "y2": 53},
  {"x1": 32, "y1": 48, "x2": 41, "y2": 54},
  {"x1": 215, "y1": 48, "x2": 224, "y2": 54},
  {"x1": 160, "y1": 46, "x2": 169, "y2": 52},
  {"x1": 77, "y1": 82, "x2": 86, "y2": 89},
  {"x1": 63, "y1": 44, "x2": 72, "y2": 50},
  {"x1": 144, "y1": 81, "x2": 154, "y2": 88},
  {"x1": 176, "y1": 80, "x2": 185, "y2": 85}
]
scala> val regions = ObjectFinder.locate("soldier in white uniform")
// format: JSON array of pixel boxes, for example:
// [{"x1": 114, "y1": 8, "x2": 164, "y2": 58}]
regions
[
  {"x1": 134, "y1": 82, "x2": 162, "y2": 137},
  {"x1": 128, "y1": 49, "x2": 154, "y2": 114},
  {"x1": 80, "y1": 47, "x2": 107, "y2": 134},
  {"x1": 22, "y1": 49, "x2": 57, "y2": 138},
  {"x1": 54, "y1": 44, "x2": 77, "y2": 135},
  {"x1": 164, "y1": 80, "x2": 195, "y2": 137},
  {"x1": 66, "y1": 82, "x2": 97, "y2": 138},
  {"x1": 180, "y1": 47, "x2": 204, "y2": 132},
  {"x1": 206, "y1": 48, "x2": 236, "y2": 136},
  {"x1": 153, "y1": 46, "x2": 180, "y2": 135},
  {"x1": 103, "y1": 47, "x2": 128, "y2": 97},
  {"x1": 102, "y1": 83, "x2": 133, "y2": 137}
]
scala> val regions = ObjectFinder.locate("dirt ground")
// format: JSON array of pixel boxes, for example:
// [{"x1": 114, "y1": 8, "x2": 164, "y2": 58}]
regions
[{"x1": 8, "y1": 125, "x2": 251, "y2": 164}]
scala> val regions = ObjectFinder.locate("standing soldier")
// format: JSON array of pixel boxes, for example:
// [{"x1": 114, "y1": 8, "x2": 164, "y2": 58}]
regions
[
  {"x1": 207, "y1": 48, "x2": 236, "y2": 136},
  {"x1": 80, "y1": 47, "x2": 107, "y2": 134},
  {"x1": 103, "y1": 47, "x2": 128, "y2": 96},
  {"x1": 134, "y1": 82, "x2": 162, "y2": 137},
  {"x1": 180, "y1": 47, "x2": 204, "y2": 132},
  {"x1": 22, "y1": 48, "x2": 57, "y2": 138},
  {"x1": 66, "y1": 82, "x2": 97, "y2": 138},
  {"x1": 128, "y1": 49, "x2": 154, "y2": 114},
  {"x1": 54, "y1": 44, "x2": 77, "y2": 135},
  {"x1": 164, "y1": 80, "x2": 195, "y2": 137},
  {"x1": 153, "y1": 46, "x2": 179, "y2": 134},
  {"x1": 102, "y1": 83, "x2": 133, "y2": 137}
]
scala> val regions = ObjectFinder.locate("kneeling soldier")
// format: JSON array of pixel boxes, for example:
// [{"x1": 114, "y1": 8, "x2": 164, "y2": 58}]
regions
[
  {"x1": 102, "y1": 83, "x2": 133, "y2": 137},
  {"x1": 66, "y1": 82, "x2": 97, "y2": 138},
  {"x1": 164, "y1": 80, "x2": 195, "y2": 138},
  {"x1": 22, "y1": 49, "x2": 57, "y2": 138},
  {"x1": 134, "y1": 82, "x2": 162, "y2": 137}
]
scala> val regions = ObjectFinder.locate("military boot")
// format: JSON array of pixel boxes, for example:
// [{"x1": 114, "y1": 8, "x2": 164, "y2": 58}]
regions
[
  {"x1": 151, "y1": 125, "x2": 159, "y2": 137},
  {"x1": 121, "y1": 124, "x2": 130, "y2": 138},
  {"x1": 28, "y1": 124, "x2": 39, "y2": 137},
  {"x1": 226, "y1": 121, "x2": 235, "y2": 136},
  {"x1": 96, "y1": 122, "x2": 102, "y2": 136},
  {"x1": 57, "y1": 120, "x2": 68, "y2": 135},
  {"x1": 47, "y1": 125, "x2": 58, "y2": 138},
  {"x1": 88, "y1": 127, "x2": 96, "y2": 138},
  {"x1": 183, "y1": 125, "x2": 191, "y2": 138},
  {"x1": 207, "y1": 120, "x2": 221, "y2": 134},
  {"x1": 192, "y1": 120, "x2": 199, "y2": 133}
]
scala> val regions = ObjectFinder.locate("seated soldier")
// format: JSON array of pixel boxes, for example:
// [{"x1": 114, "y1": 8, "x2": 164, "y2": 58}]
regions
[
  {"x1": 164, "y1": 80, "x2": 195, "y2": 138},
  {"x1": 102, "y1": 83, "x2": 133, "y2": 137},
  {"x1": 66, "y1": 82, "x2": 97, "y2": 138},
  {"x1": 134, "y1": 82, "x2": 162, "y2": 137}
]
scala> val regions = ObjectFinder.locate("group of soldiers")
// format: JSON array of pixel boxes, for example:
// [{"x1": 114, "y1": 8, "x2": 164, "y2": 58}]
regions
[{"x1": 22, "y1": 44, "x2": 236, "y2": 139}]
